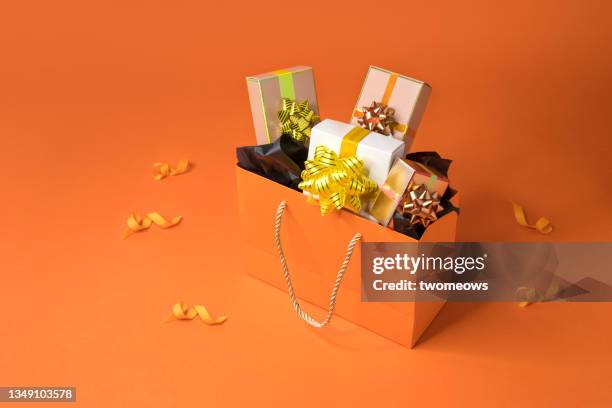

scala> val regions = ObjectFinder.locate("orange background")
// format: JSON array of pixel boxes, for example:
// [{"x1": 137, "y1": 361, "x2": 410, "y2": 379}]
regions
[{"x1": 1, "y1": 0, "x2": 611, "y2": 406}]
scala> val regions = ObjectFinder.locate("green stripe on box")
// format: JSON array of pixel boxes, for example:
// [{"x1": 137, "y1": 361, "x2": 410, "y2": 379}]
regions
[
  {"x1": 274, "y1": 69, "x2": 296, "y2": 100},
  {"x1": 426, "y1": 175, "x2": 437, "y2": 192}
]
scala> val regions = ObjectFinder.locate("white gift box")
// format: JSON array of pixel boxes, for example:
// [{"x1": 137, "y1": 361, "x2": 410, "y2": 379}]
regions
[{"x1": 308, "y1": 119, "x2": 405, "y2": 187}]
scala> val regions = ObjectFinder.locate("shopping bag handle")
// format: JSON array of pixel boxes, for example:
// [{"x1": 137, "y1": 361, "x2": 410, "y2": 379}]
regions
[{"x1": 274, "y1": 201, "x2": 362, "y2": 328}]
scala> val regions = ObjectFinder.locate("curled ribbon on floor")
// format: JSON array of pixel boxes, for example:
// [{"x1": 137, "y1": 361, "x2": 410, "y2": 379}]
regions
[
  {"x1": 516, "y1": 282, "x2": 560, "y2": 308},
  {"x1": 153, "y1": 159, "x2": 190, "y2": 181},
  {"x1": 278, "y1": 98, "x2": 319, "y2": 143},
  {"x1": 512, "y1": 202, "x2": 553, "y2": 234},
  {"x1": 122, "y1": 212, "x2": 182, "y2": 239},
  {"x1": 298, "y1": 145, "x2": 378, "y2": 215},
  {"x1": 165, "y1": 301, "x2": 227, "y2": 325},
  {"x1": 516, "y1": 287, "x2": 536, "y2": 308}
]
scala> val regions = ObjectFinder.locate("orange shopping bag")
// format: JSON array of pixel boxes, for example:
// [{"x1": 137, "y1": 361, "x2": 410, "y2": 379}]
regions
[{"x1": 236, "y1": 165, "x2": 459, "y2": 347}]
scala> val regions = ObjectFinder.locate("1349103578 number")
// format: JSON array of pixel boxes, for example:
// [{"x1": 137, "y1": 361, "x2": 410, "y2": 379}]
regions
[{"x1": 0, "y1": 387, "x2": 76, "y2": 402}]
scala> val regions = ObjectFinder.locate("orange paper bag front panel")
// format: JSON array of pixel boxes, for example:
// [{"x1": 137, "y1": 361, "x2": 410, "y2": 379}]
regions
[{"x1": 236, "y1": 165, "x2": 458, "y2": 347}]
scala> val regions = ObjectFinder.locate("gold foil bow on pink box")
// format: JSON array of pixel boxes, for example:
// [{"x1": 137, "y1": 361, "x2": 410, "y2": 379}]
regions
[
  {"x1": 355, "y1": 101, "x2": 397, "y2": 136},
  {"x1": 369, "y1": 158, "x2": 449, "y2": 226},
  {"x1": 351, "y1": 66, "x2": 431, "y2": 151}
]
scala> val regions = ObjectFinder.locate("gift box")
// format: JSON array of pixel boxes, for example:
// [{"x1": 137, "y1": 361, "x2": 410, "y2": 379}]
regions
[
  {"x1": 308, "y1": 119, "x2": 404, "y2": 187},
  {"x1": 247, "y1": 66, "x2": 319, "y2": 145},
  {"x1": 370, "y1": 158, "x2": 449, "y2": 226},
  {"x1": 236, "y1": 164, "x2": 459, "y2": 347},
  {"x1": 351, "y1": 66, "x2": 431, "y2": 150},
  {"x1": 406, "y1": 159, "x2": 449, "y2": 196}
]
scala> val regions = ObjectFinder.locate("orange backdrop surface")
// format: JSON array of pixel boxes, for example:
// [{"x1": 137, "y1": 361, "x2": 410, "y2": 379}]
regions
[{"x1": 1, "y1": 0, "x2": 611, "y2": 407}]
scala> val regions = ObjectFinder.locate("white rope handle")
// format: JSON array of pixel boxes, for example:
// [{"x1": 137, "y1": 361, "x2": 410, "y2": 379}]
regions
[{"x1": 274, "y1": 201, "x2": 362, "y2": 328}]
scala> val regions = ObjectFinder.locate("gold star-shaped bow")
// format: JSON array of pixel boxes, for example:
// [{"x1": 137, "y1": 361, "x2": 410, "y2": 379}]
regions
[
  {"x1": 299, "y1": 145, "x2": 378, "y2": 216},
  {"x1": 400, "y1": 182, "x2": 444, "y2": 227},
  {"x1": 356, "y1": 101, "x2": 397, "y2": 136},
  {"x1": 278, "y1": 98, "x2": 319, "y2": 143}
]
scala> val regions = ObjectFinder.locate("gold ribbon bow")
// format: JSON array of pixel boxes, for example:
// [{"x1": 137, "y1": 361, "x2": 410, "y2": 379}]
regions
[
  {"x1": 153, "y1": 159, "x2": 190, "y2": 181},
  {"x1": 122, "y1": 212, "x2": 182, "y2": 239},
  {"x1": 165, "y1": 301, "x2": 227, "y2": 325},
  {"x1": 400, "y1": 182, "x2": 444, "y2": 227},
  {"x1": 278, "y1": 98, "x2": 319, "y2": 143},
  {"x1": 356, "y1": 101, "x2": 397, "y2": 136},
  {"x1": 298, "y1": 145, "x2": 378, "y2": 215},
  {"x1": 512, "y1": 202, "x2": 553, "y2": 234}
]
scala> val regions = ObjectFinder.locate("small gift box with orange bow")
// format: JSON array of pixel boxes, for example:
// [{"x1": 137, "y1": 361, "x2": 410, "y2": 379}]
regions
[
  {"x1": 351, "y1": 66, "x2": 431, "y2": 151},
  {"x1": 369, "y1": 157, "x2": 450, "y2": 227}
]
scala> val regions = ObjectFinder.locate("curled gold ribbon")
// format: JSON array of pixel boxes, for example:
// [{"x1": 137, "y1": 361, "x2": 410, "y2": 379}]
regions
[
  {"x1": 278, "y1": 98, "x2": 319, "y2": 143},
  {"x1": 122, "y1": 212, "x2": 182, "y2": 239},
  {"x1": 512, "y1": 202, "x2": 553, "y2": 234},
  {"x1": 516, "y1": 282, "x2": 560, "y2": 307},
  {"x1": 153, "y1": 159, "x2": 190, "y2": 181},
  {"x1": 516, "y1": 286, "x2": 537, "y2": 308},
  {"x1": 165, "y1": 301, "x2": 227, "y2": 325},
  {"x1": 299, "y1": 145, "x2": 378, "y2": 215}
]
